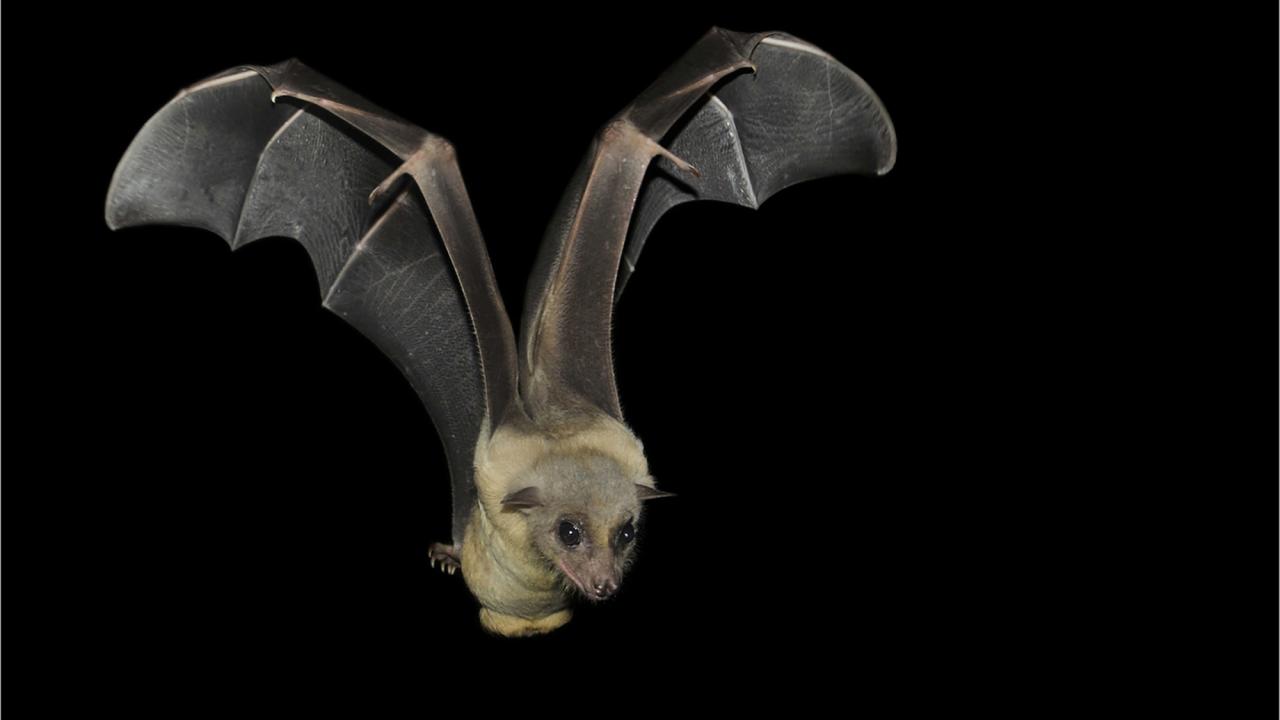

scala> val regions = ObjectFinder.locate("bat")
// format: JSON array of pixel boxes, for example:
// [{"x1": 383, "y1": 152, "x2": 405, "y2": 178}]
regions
[{"x1": 104, "y1": 27, "x2": 896, "y2": 636}]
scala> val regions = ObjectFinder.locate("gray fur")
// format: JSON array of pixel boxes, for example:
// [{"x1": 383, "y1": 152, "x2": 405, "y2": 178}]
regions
[{"x1": 511, "y1": 451, "x2": 644, "y2": 601}]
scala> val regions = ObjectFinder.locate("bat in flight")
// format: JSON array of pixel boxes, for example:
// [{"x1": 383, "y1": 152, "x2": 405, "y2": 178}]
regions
[{"x1": 105, "y1": 27, "x2": 896, "y2": 636}]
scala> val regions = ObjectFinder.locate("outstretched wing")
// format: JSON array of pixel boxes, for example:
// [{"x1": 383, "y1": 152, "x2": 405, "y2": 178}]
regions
[
  {"x1": 105, "y1": 60, "x2": 519, "y2": 546},
  {"x1": 518, "y1": 28, "x2": 897, "y2": 420}
]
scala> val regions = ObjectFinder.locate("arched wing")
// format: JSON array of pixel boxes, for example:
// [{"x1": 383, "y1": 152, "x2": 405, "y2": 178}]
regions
[
  {"x1": 106, "y1": 61, "x2": 519, "y2": 544},
  {"x1": 519, "y1": 29, "x2": 896, "y2": 420}
]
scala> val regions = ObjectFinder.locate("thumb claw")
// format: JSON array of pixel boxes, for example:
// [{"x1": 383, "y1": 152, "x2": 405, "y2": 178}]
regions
[
  {"x1": 656, "y1": 144, "x2": 700, "y2": 177},
  {"x1": 369, "y1": 170, "x2": 401, "y2": 206},
  {"x1": 638, "y1": 134, "x2": 699, "y2": 178}
]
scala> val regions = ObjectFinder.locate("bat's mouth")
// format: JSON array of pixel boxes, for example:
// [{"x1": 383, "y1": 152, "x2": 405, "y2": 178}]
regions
[
  {"x1": 556, "y1": 560, "x2": 614, "y2": 602},
  {"x1": 557, "y1": 560, "x2": 590, "y2": 595}
]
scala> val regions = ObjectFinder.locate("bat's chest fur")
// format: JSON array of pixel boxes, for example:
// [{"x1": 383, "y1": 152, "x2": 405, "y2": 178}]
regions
[{"x1": 460, "y1": 505, "x2": 571, "y2": 635}]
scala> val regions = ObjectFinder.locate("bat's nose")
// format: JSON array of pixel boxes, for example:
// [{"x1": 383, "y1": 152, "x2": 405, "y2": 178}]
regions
[{"x1": 592, "y1": 579, "x2": 617, "y2": 599}]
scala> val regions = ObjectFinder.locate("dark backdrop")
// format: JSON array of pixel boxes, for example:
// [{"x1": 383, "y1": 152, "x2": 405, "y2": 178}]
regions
[{"x1": 5, "y1": 5, "x2": 1272, "y2": 713}]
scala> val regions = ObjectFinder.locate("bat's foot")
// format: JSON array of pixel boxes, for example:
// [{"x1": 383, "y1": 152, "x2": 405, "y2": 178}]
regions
[
  {"x1": 479, "y1": 607, "x2": 573, "y2": 637},
  {"x1": 428, "y1": 542, "x2": 461, "y2": 575}
]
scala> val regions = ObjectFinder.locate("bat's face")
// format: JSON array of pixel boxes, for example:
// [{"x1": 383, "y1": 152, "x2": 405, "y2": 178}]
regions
[
  {"x1": 515, "y1": 452, "x2": 647, "y2": 602},
  {"x1": 541, "y1": 505, "x2": 638, "y2": 602}
]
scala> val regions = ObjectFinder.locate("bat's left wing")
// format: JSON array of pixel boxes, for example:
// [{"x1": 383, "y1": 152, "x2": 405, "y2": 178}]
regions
[
  {"x1": 518, "y1": 28, "x2": 897, "y2": 420},
  {"x1": 105, "y1": 61, "x2": 520, "y2": 549}
]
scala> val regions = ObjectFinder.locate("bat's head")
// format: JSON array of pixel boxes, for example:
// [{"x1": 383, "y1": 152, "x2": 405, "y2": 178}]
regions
[{"x1": 502, "y1": 450, "x2": 673, "y2": 602}]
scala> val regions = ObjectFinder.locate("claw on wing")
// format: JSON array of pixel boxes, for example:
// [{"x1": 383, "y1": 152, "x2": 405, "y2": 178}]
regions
[{"x1": 641, "y1": 134, "x2": 700, "y2": 177}]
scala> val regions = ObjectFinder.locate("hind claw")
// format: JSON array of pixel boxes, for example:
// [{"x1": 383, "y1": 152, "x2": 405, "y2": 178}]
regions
[{"x1": 428, "y1": 541, "x2": 462, "y2": 576}]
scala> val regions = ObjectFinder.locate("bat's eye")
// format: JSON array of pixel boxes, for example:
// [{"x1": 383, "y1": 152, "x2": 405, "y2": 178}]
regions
[
  {"x1": 616, "y1": 520, "x2": 635, "y2": 548},
  {"x1": 558, "y1": 521, "x2": 582, "y2": 548}
]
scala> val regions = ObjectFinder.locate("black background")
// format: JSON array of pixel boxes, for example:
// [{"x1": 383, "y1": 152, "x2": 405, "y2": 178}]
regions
[{"x1": 4, "y1": 5, "x2": 1275, "y2": 712}]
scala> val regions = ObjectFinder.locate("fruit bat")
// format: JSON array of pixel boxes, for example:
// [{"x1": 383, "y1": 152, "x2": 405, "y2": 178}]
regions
[{"x1": 104, "y1": 27, "x2": 897, "y2": 636}]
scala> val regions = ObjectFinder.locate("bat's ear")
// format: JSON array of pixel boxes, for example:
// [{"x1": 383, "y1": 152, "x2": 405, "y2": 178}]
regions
[
  {"x1": 501, "y1": 487, "x2": 544, "y2": 511},
  {"x1": 635, "y1": 484, "x2": 676, "y2": 501}
]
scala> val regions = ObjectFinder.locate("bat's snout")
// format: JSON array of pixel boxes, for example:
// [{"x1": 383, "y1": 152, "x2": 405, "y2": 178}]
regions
[{"x1": 590, "y1": 578, "x2": 618, "y2": 600}]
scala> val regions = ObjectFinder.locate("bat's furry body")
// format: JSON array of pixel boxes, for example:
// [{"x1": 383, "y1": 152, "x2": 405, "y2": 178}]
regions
[
  {"x1": 464, "y1": 414, "x2": 649, "y2": 635},
  {"x1": 105, "y1": 28, "x2": 895, "y2": 636}
]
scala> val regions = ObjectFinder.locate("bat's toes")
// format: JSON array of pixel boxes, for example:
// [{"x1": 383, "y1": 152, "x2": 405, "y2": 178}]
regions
[
  {"x1": 428, "y1": 541, "x2": 462, "y2": 576},
  {"x1": 431, "y1": 555, "x2": 461, "y2": 575}
]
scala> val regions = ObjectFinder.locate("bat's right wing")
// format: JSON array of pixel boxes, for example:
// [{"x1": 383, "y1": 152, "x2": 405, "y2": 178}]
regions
[
  {"x1": 519, "y1": 28, "x2": 896, "y2": 421},
  {"x1": 105, "y1": 60, "x2": 519, "y2": 547}
]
